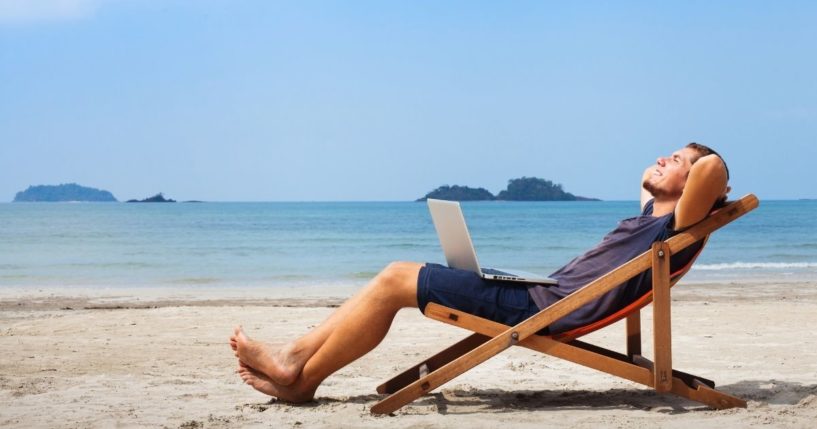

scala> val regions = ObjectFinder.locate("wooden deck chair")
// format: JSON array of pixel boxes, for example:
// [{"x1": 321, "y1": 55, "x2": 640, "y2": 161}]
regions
[{"x1": 372, "y1": 194, "x2": 759, "y2": 414}]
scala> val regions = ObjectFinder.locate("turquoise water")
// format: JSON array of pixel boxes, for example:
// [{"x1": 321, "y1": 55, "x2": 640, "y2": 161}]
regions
[{"x1": 1, "y1": 200, "x2": 815, "y2": 288}]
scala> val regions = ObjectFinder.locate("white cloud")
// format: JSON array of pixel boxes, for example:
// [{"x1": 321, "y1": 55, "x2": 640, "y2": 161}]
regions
[{"x1": 0, "y1": 0, "x2": 105, "y2": 24}]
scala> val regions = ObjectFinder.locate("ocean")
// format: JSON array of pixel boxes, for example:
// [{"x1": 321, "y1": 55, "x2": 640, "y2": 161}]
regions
[{"x1": 1, "y1": 199, "x2": 815, "y2": 289}]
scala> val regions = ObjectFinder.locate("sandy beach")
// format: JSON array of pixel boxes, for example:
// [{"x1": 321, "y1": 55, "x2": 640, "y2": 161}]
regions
[{"x1": 1, "y1": 280, "x2": 816, "y2": 428}]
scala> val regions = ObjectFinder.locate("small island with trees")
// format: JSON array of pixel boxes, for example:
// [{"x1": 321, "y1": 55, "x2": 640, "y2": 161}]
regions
[
  {"x1": 417, "y1": 177, "x2": 598, "y2": 202},
  {"x1": 13, "y1": 183, "x2": 117, "y2": 202},
  {"x1": 126, "y1": 193, "x2": 177, "y2": 203},
  {"x1": 418, "y1": 185, "x2": 495, "y2": 201},
  {"x1": 11, "y1": 185, "x2": 184, "y2": 203}
]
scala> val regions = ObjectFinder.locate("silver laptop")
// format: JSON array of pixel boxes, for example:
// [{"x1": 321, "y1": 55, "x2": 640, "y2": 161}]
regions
[{"x1": 427, "y1": 199, "x2": 557, "y2": 285}]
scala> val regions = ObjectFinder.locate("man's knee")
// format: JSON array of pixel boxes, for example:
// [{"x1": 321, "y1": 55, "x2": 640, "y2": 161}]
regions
[
  {"x1": 381, "y1": 261, "x2": 422, "y2": 280},
  {"x1": 383, "y1": 260, "x2": 418, "y2": 272},
  {"x1": 375, "y1": 261, "x2": 422, "y2": 303}
]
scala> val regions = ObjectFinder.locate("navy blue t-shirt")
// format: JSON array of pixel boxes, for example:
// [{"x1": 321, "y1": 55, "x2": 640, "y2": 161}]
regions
[{"x1": 527, "y1": 200, "x2": 702, "y2": 334}]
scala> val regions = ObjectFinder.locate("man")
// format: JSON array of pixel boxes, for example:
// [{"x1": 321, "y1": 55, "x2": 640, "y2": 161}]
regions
[{"x1": 230, "y1": 143, "x2": 730, "y2": 403}]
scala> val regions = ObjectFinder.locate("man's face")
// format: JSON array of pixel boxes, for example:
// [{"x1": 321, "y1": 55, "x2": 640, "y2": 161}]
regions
[{"x1": 643, "y1": 147, "x2": 697, "y2": 200}]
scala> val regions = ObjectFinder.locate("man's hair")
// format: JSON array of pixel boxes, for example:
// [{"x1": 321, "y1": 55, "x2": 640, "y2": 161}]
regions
[{"x1": 685, "y1": 142, "x2": 730, "y2": 180}]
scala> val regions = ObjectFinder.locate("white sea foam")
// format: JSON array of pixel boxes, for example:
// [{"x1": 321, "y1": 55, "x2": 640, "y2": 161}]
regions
[{"x1": 693, "y1": 262, "x2": 817, "y2": 271}]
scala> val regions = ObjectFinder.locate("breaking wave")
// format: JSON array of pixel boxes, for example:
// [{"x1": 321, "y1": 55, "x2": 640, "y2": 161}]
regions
[{"x1": 694, "y1": 262, "x2": 817, "y2": 270}]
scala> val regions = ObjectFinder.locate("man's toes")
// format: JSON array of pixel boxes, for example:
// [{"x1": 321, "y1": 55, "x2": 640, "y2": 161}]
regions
[{"x1": 238, "y1": 369, "x2": 253, "y2": 382}]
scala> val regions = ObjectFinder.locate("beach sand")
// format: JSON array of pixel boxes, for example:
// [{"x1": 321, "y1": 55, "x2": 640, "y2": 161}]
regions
[{"x1": 2, "y1": 281, "x2": 816, "y2": 428}]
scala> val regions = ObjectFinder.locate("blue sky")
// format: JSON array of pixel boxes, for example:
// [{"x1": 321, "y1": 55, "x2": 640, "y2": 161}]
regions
[{"x1": 1, "y1": 1, "x2": 815, "y2": 201}]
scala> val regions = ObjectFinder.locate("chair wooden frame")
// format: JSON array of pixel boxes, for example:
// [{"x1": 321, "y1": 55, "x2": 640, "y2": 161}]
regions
[{"x1": 372, "y1": 194, "x2": 759, "y2": 414}]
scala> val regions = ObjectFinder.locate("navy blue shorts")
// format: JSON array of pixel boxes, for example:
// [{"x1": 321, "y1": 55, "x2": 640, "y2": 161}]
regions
[{"x1": 416, "y1": 263, "x2": 546, "y2": 333}]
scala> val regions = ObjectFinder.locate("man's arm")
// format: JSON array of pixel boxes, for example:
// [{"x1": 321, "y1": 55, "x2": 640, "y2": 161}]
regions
[{"x1": 673, "y1": 154, "x2": 730, "y2": 230}]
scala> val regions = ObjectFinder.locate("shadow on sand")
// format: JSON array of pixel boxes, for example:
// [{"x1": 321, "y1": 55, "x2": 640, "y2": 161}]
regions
[{"x1": 239, "y1": 379, "x2": 817, "y2": 415}]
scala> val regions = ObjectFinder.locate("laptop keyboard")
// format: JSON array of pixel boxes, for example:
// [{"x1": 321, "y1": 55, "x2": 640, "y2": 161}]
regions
[{"x1": 481, "y1": 268, "x2": 518, "y2": 277}]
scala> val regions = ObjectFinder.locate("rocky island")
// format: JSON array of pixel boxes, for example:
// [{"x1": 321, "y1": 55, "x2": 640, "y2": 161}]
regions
[
  {"x1": 12, "y1": 183, "x2": 117, "y2": 202},
  {"x1": 126, "y1": 193, "x2": 176, "y2": 203},
  {"x1": 417, "y1": 177, "x2": 598, "y2": 202}
]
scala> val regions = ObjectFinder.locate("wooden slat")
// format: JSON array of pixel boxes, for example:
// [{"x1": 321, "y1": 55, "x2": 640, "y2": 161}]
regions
[
  {"x1": 376, "y1": 333, "x2": 489, "y2": 394},
  {"x1": 370, "y1": 316, "x2": 524, "y2": 414},
  {"x1": 652, "y1": 242, "x2": 672, "y2": 392},
  {"x1": 689, "y1": 379, "x2": 748, "y2": 409},
  {"x1": 665, "y1": 194, "x2": 758, "y2": 255}
]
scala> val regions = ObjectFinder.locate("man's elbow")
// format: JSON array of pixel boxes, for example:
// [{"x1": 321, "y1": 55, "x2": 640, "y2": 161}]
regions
[
  {"x1": 695, "y1": 153, "x2": 723, "y2": 168},
  {"x1": 691, "y1": 155, "x2": 728, "y2": 185}
]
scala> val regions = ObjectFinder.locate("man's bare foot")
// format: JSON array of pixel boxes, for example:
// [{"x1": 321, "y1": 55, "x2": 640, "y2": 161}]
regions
[
  {"x1": 229, "y1": 334, "x2": 284, "y2": 359},
  {"x1": 237, "y1": 362, "x2": 315, "y2": 403},
  {"x1": 230, "y1": 326, "x2": 303, "y2": 386}
]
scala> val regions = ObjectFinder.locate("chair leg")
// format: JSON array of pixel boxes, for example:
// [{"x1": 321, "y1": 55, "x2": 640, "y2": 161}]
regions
[
  {"x1": 376, "y1": 333, "x2": 489, "y2": 394},
  {"x1": 681, "y1": 379, "x2": 747, "y2": 409},
  {"x1": 626, "y1": 310, "x2": 641, "y2": 358},
  {"x1": 651, "y1": 242, "x2": 672, "y2": 393}
]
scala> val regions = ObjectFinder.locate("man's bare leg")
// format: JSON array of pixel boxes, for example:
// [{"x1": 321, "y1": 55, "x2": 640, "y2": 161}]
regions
[{"x1": 232, "y1": 261, "x2": 422, "y2": 399}]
